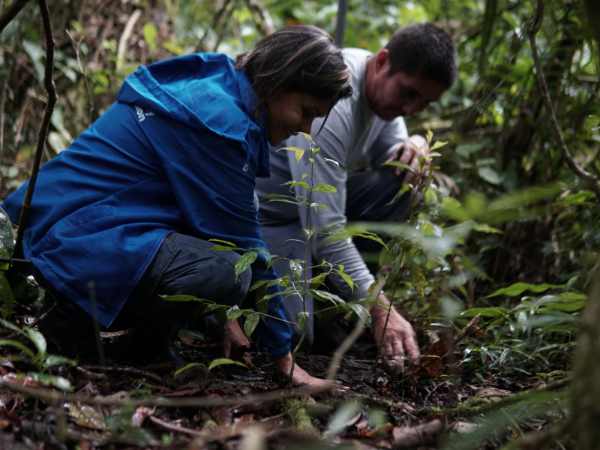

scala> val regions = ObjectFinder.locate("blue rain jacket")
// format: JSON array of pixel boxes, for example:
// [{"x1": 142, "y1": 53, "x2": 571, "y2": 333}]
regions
[{"x1": 2, "y1": 53, "x2": 292, "y2": 357}]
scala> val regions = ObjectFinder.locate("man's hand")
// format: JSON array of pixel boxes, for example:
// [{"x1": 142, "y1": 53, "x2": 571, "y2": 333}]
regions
[
  {"x1": 388, "y1": 134, "x2": 430, "y2": 185},
  {"x1": 275, "y1": 352, "x2": 348, "y2": 390},
  {"x1": 371, "y1": 293, "x2": 420, "y2": 373},
  {"x1": 223, "y1": 319, "x2": 251, "y2": 359}
]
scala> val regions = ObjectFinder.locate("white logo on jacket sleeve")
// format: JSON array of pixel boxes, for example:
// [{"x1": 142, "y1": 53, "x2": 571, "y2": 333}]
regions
[{"x1": 135, "y1": 106, "x2": 155, "y2": 122}]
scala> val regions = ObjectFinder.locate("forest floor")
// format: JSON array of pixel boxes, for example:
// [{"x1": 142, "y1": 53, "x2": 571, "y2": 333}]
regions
[{"x1": 0, "y1": 301, "x2": 572, "y2": 450}]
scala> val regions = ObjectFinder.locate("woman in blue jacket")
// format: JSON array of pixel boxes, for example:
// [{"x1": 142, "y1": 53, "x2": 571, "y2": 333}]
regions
[{"x1": 2, "y1": 25, "x2": 352, "y2": 386}]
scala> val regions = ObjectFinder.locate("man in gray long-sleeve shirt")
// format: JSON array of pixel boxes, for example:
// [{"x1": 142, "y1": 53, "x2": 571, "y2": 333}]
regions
[{"x1": 256, "y1": 23, "x2": 457, "y2": 372}]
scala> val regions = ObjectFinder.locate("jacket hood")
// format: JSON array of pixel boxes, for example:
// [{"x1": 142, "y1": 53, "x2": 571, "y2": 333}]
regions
[{"x1": 117, "y1": 53, "x2": 260, "y2": 143}]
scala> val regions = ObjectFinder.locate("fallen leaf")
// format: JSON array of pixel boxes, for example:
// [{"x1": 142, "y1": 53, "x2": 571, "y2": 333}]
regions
[
  {"x1": 475, "y1": 387, "x2": 512, "y2": 399},
  {"x1": 65, "y1": 402, "x2": 106, "y2": 430}
]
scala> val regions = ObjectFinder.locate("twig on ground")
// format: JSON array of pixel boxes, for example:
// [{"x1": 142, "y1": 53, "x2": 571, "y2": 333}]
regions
[
  {"x1": 148, "y1": 415, "x2": 204, "y2": 437},
  {"x1": 0, "y1": 378, "x2": 332, "y2": 409},
  {"x1": 81, "y1": 365, "x2": 163, "y2": 384},
  {"x1": 528, "y1": 0, "x2": 600, "y2": 199}
]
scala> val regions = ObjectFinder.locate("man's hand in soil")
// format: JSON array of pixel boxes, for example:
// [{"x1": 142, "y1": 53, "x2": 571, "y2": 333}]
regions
[
  {"x1": 275, "y1": 352, "x2": 348, "y2": 391},
  {"x1": 371, "y1": 293, "x2": 420, "y2": 373},
  {"x1": 223, "y1": 319, "x2": 251, "y2": 359}
]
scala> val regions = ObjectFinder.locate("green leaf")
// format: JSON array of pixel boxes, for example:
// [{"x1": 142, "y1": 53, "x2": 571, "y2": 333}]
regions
[
  {"x1": 430, "y1": 140, "x2": 448, "y2": 151},
  {"x1": 487, "y1": 282, "x2": 562, "y2": 298},
  {"x1": 312, "y1": 290, "x2": 346, "y2": 306},
  {"x1": 383, "y1": 160, "x2": 412, "y2": 171},
  {"x1": 208, "y1": 358, "x2": 247, "y2": 371},
  {"x1": 44, "y1": 354, "x2": 77, "y2": 368},
  {"x1": 296, "y1": 311, "x2": 309, "y2": 332},
  {"x1": 0, "y1": 339, "x2": 35, "y2": 360},
  {"x1": 312, "y1": 183, "x2": 337, "y2": 193},
  {"x1": 143, "y1": 23, "x2": 158, "y2": 52},
  {"x1": 0, "y1": 318, "x2": 25, "y2": 336},
  {"x1": 336, "y1": 266, "x2": 354, "y2": 291},
  {"x1": 208, "y1": 238, "x2": 237, "y2": 248},
  {"x1": 281, "y1": 145, "x2": 305, "y2": 161},
  {"x1": 28, "y1": 372, "x2": 73, "y2": 391},
  {"x1": 460, "y1": 307, "x2": 508, "y2": 318},
  {"x1": 347, "y1": 303, "x2": 370, "y2": 323},
  {"x1": 235, "y1": 251, "x2": 257, "y2": 279},
  {"x1": 309, "y1": 272, "x2": 329, "y2": 288},
  {"x1": 285, "y1": 180, "x2": 310, "y2": 190},
  {"x1": 226, "y1": 305, "x2": 244, "y2": 321},
  {"x1": 243, "y1": 312, "x2": 260, "y2": 337},
  {"x1": 472, "y1": 223, "x2": 503, "y2": 234},
  {"x1": 160, "y1": 294, "x2": 210, "y2": 303},
  {"x1": 25, "y1": 328, "x2": 47, "y2": 357},
  {"x1": 478, "y1": 167, "x2": 502, "y2": 185},
  {"x1": 174, "y1": 362, "x2": 207, "y2": 378}
]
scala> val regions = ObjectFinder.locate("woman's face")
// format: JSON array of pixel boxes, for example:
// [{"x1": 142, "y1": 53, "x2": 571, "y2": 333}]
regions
[{"x1": 265, "y1": 91, "x2": 332, "y2": 145}]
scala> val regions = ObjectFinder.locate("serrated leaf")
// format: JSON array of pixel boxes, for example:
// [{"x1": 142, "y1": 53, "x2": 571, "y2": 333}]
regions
[
  {"x1": 243, "y1": 312, "x2": 260, "y2": 337},
  {"x1": 208, "y1": 358, "x2": 248, "y2": 371},
  {"x1": 235, "y1": 251, "x2": 257, "y2": 279},
  {"x1": 282, "y1": 145, "x2": 305, "y2": 161},
  {"x1": 25, "y1": 328, "x2": 46, "y2": 357},
  {"x1": 487, "y1": 282, "x2": 562, "y2": 298},
  {"x1": 226, "y1": 305, "x2": 244, "y2": 321}
]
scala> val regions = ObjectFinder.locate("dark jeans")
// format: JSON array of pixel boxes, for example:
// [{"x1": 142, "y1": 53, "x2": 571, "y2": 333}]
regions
[
  {"x1": 39, "y1": 232, "x2": 252, "y2": 361},
  {"x1": 261, "y1": 168, "x2": 412, "y2": 347}
]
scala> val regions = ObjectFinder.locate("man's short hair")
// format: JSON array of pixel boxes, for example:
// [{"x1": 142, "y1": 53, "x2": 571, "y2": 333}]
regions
[{"x1": 385, "y1": 23, "x2": 457, "y2": 88}]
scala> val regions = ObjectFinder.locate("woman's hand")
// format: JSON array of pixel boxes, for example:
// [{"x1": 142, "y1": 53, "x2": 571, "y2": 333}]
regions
[{"x1": 274, "y1": 352, "x2": 346, "y2": 390}]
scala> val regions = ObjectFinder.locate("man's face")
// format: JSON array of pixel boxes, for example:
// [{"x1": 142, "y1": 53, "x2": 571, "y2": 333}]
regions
[
  {"x1": 265, "y1": 91, "x2": 332, "y2": 145},
  {"x1": 366, "y1": 49, "x2": 447, "y2": 120}
]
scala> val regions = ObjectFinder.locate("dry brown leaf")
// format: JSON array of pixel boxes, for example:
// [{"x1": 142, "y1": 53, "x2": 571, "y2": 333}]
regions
[{"x1": 65, "y1": 403, "x2": 106, "y2": 430}]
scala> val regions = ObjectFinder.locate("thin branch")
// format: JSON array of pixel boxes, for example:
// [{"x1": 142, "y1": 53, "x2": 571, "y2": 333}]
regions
[
  {"x1": 326, "y1": 275, "x2": 387, "y2": 381},
  {"x1": 0, "y1": 379, "x2": 329, "y2": 408},
  {"x1": 0, "y1": 0, "x2": 30, "y2": 33},
  {"x1": 116, "y1": 9, "x2": 141, "y2": 73},
  {"x1": 13, "y1": 0, "x2": 56, "y2": 258},
  {"x1": 528, "y1": 0, "x2": 600, "y2": 199},
  {"x1": 244, "y1": 0, "x2": 274, "y2": 36}
]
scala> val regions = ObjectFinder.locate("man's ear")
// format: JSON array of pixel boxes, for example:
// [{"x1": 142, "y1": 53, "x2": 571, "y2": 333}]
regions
[{"x1": 374, "y1": 48, "x2": 390, "y2": 73}]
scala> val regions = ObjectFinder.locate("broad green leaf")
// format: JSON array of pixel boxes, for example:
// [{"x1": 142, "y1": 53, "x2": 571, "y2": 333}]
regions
[
  {"x1": 243, "y1": 312, "x2": 260, "y2": 337},
  {"x1": 487, "y1": 282, "x2": 562, "y2": 298},
  {"x1": 383, "y1": 160, "x2": 412, "y2": 171},
  {"x1": 310, "y1": 272, "x2": 329, "y2": 288},
  {"x1": 312, "y1": 183, "x2": 337, "y2": 193},
  {"x1": 208, "y1": 358, "x2": 247, "y2": 371},
  {"x1": 285, "y1": 180, "x2": 310, "y2": 190},
  {"x1": 235, "y1": 251, "x2": 257, "y2": 279},
  {"x1": 0, "y1": 318, "x2": 24, "y2": 335},
  {"x1": 226, "y1": 305, "x2": 244, "y2": 321},
  {"x1": 25, "y1": 328, "x2": 47, "y2": 357},
  {"x1": 478, "y1": 167, "x2": 502, "y2": 185},
  {"x1": 174, "y1": 362, "x2": 207, "y2": 378}
]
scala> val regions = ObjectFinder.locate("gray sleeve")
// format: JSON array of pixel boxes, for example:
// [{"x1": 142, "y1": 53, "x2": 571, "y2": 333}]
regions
[
  {"x1": 369, "y1": 117, "x2": 409, "y2": 167},
  {"x1": 288, "y1": 99, "x2": 375, "y2": 300}
]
